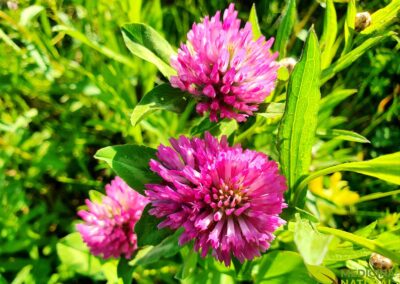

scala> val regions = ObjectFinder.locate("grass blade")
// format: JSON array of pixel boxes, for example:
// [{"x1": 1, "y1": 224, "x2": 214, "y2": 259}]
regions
[
  {"x1": 320, "y1": 0, "x2": 337, "y2": 69},
  {"x1": 342, "y1": 0, "x2": 356, "y2": 54},
  {"x1": 275, "y1": 0, "x2": 296, "y2": 59}
]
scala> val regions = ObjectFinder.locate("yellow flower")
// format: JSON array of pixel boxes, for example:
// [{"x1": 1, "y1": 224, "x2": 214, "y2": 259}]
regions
[{"x1": 309, "y1": 172, "x2": 360, "y2": 206}]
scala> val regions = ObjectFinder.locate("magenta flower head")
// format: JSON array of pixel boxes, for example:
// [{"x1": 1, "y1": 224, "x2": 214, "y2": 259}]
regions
[
  {"x1": 170, "y1": 4, "x2": 279, "y2": 122},
  {"x1": 76, "y1": 177, "x2": 148, "y2": 259},
  {"x1": 146, "y1": 133, "x2": 287, "y2": 266}
]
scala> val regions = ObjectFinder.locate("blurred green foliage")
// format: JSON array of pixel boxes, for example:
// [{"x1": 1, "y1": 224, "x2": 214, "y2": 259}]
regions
[{"x1": 0, "y1": 0, "x2": 399, "y2": 283}]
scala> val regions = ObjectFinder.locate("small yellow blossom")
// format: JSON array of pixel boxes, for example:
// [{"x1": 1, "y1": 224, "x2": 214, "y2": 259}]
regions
[{"x1": 309, "y1": 172, "x2": 360, "y2": 206}]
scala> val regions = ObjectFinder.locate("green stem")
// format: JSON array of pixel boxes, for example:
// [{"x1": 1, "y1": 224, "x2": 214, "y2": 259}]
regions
[{"x1": 318, "y1": 226, "x2": 400, "y2": 264}]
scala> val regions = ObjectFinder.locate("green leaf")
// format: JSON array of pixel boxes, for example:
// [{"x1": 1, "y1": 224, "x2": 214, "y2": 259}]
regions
[
  {"x1": 257, "y1": 102, "x2": 286, "y2": 119},
  {"x1": 275, "y1": 0, "x2": 296, "y2": 59},
  {"x1": 306, "y1": 265, "x2": 337, "y2": 284},
  {"x1": 175, "y1": 245, "x2": 198, "y2": 280},
  {"x1": 360, "y1": 0, "x2": 400, "y2": 35},
  {"x1": 117, "y1": 258, "x2": 134, "y2": 284},
  {"x1": 277, "y1": 65, "x2": 290, "y2": 81},
  {"x1": 298, "y1": 152, "x2": 400, "y2": 195},
  {"x1": 343, "y1": 0, "x2": 356, "y2": 54},
  {"x1": 94, "y1": 145, "x2": 160, "y2": 194},
  {"x1": 135, "y1": 205, "x2": 172, "y2": 246},
  {"x1": 316, "y1": 129, "x2": 370, "y2": 143},
  {"x1": 19, "y1": 5, "x2": 44, "y2": 27},
  {"x1": 249, "y1": 4, "x2": 262, "y2": 40},
  {"x1": 324, "y1": 247, "x2": 371, "y2": 263},
  {"x1": 318, "y1": 226, "x2": 400, "y2": 263},
  {"x1": 277, "y1": 28, "x2": 321, "y2": 202},
  {"x1": 319, "y1": 89, "x2": 357, "y2": 115},
  {"x1": 255, "y1": 251, "x2": 317, "y2": 284},
  {"x1": 88, "y1": 190, "x2": 104, "y2": 203},
  {"x1": 357, "y1": 189, "x2": 400, "y2": 203},
  {"x1": 281, "y1": 206, "x2": 319, "y2": 223},
  {"x1": 56, "y1": 233, "x2": 102, "y2": 278},
  {"x1": 134, "y1": 229, "x2": 181, "y2": 267},
  {"x1": 320, "y1": 0, "x2": 337, "y2": 69},
  {"x1": 190, "y1": 118, "x2": 238, "y2": 138},
  {"x1": 130, "y1": 84, "x2": 189, "y2": 126},
  {"x1": 121, "y1": 23, "x2": 176, "y2": 78},
  {"x1": 53, "y1": 25, "x2": 136, "y2": 69},
  {"x1": 321, "y1": 32, "x2": 392, "y2": 84},
  {"x1": 294, "y1": 215, "x2": 333, "y2": 265},
  {"x1": 354, "y1": 221, "x2": 377, "y2": 238}
]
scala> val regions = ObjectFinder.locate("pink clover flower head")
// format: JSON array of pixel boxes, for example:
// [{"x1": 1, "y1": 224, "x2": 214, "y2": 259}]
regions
[
  {"x1": 170, "y1": 4, "x2": 279, "y2": 122},
  {"x1": 77, "y1": 176, "x2": 148, "y2": 259},
  {"x1": 145, "y1": 133, "x2": 287, "y2": 266}
]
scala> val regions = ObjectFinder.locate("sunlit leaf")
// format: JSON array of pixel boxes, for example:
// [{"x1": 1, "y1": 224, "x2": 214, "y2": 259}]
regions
[
  {"x1": 360, "y1": 0, "x2": 400, "y2": 35},
  {"x1": 56, "y1": 233, "x2": 103, "y2": 278},
  {"x1": 342, "y1": 0, "x2": 356, "y2": 54},
  {"x1": 277, "y1": 28, "x2": 321, "y2": 202},
  {"x1": 122, "y1": 23, "x2": 176, "y2": 78},
  {"x1": 19, "y1": 5, "x2": 44, "y2": 27},
  {"x1": 320, "y1": 0, "x2": 337, "y2": 69},
  {"x1": 249, "y1": 4, "x2": 262, "y2": 40},
  {"x1": 294, "y1": 215, "x2": 333, "y2": 265},
  {"x1": 306, "y1": 265, "x2": 337, "y2": 284},
  {"x1": 275, "y1": 0, "x2": 296, "y2": 59},
  {"x1": 94, "y1": 145, "x2": 160, "y2": 193},
  {"x1": 318, "y1": 226, "x2": 400, "y2": 263},
  {"x1": 130, "y1": 83, "x2": 189, "y2": 126},
  {"x1": 321, "y1": 32, "x2": 393, "y2": 84},
  {"x1": 255, "y1": 251, "x2": 316, "y2": 284},
  {"x1": 299, "y1": 152, "x2": 400, "y2": 193},
  {"x1": 316, "y1": 129, "x2": 370, "y2": 143}
]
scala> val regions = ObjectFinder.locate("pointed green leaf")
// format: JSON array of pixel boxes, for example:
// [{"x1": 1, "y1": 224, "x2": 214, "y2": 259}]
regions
[
  {"x1": 130, "y1": 84, "x2": 189, "y2": 126},
  {"x1": 121, "y1": 23, "x2": 176, "y2": 78},
  {"x1": 249, "y1": 4, "x2": 262, "y2": 40},
  {"x1": 275, "y1": 0, "x2": 296, "y2": 59},
  {"x1": 134, "y1": 229, "x2": 181, "y2": 267},
  {"x1": 320, "y1": 0, "x2": 337, "y2": 69},
  {"x1": 321, "y1": 32, "x2": 392, "y2": 84},
  {"x1": 306, "y1": 265, "x2": 337, "y2": 284},
  {"x1": 316, "y1": 129, "x2": 370, "y2": 143},
  {"x1": 277, "y1": 28, "x2": 321, "y2": 202},
  {"x1": 343, "y1": 0, "x2": 356, "y2": 54},
  {"x1": 94, "y1": 145, "x2": 160, "y2": 193},
  {"x1": 318, "y1": 226, "x2": 400, "y2": 263},
  {"x1": 360, "y1": 0, "x2": 400, "y2": 35},
  {"x1": 297, "y1": 152, "x2": 400, "y2": 197},
  {"x1": 135, "y1": 205, "x2": 172, "y2": 246},
  {"x1": 88, "y1": 190, "x2": 105, "y2": 203},
  {"x1": 19, "y1": 5, "x2": 44, "y2": 27}
]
